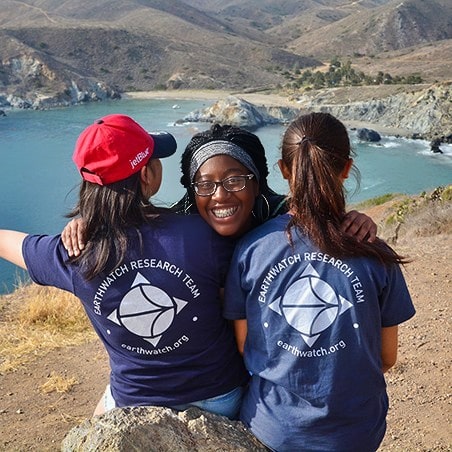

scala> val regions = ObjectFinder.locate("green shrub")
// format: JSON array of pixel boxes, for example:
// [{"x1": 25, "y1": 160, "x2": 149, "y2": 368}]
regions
[
  {"x1": 353, "y1": 193, "x2": 397, "y2": 209},
  {"x1": 441, "y1": 186, "x2": 452, "y2": 201}
]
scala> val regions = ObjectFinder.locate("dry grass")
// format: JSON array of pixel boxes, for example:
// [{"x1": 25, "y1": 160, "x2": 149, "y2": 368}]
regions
[
  {"x1": 39, "y1": 371, "x2": 79, "y2": 394},
  {"x1": 0, "y1": 285, "x2": 95, "y2": 374},
  {"x1": 353, "y1": 185, "x2": 452, "y2": 243}
]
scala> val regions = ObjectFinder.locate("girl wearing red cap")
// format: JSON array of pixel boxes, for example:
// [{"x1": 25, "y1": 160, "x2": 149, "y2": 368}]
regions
[{"x1": 0, "y1": 114, "x2": 248, "y2": 419}]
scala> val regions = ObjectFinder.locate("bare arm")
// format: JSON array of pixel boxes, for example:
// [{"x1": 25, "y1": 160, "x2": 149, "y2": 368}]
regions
[
  {"x1": 233, "y1": 319, "x2": 248, "y2": 356},
  {"x1": 342, "y1": 210, "x2": 377, "y2": 242},
  {"x1": 61, "y1": 218, "x2": 86, "y2": 257},
  {"x1": 0, "y1": 230, "x2": 28, "y2": 269},
  {"x1": 381, "y1": 325, "x2": 398, "y2": 373}
]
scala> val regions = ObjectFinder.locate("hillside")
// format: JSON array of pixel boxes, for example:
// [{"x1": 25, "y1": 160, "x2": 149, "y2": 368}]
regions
[
  {"x1": 286, "y1": 0, "x2": 452, "y2": 56},
  {"x1": 0, "y1": 186, "x2": 451, "y2": 450},
  {"x1": 0, "y1": 0, "x2": 451, "y2": 110},
  {"x1": 0, "y1": 0, "x2": 319, "y2": 106}
]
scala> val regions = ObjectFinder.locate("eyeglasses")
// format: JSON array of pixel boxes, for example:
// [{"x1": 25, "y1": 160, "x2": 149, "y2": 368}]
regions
[{"x1": 192, "y1": 174, "x2": 255, "y2": 197}]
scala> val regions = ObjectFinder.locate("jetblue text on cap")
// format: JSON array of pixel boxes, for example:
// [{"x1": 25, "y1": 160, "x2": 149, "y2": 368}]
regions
[{"x1": 130, "y1": 148, "x2": 150, "y2": 169}]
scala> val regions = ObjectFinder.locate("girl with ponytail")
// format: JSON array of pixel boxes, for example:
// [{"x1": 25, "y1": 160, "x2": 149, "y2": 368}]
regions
[{"x1": 224, "y1": 112, "x2": 415, "y2": 451}]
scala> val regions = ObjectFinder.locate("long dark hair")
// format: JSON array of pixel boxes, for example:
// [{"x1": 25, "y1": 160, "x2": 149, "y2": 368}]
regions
[
  {"x1": 172, "y1": 124, "x2": 287, "y2": 224},
  {"x1": 68, "y1": 168, "x2": 164, "y2": 280},
  {"x1": 282, "y1": 112, "x2": 406, "y2": 265}
]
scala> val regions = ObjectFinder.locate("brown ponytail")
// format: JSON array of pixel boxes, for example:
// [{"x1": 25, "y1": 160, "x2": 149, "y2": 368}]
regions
[{"x1": 281, "y1": 112, "x2": 406, "y2": 265}]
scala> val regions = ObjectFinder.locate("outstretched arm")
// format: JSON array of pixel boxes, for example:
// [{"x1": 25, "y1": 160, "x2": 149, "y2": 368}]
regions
[
  {"x1": 0, "y1": 230, "x2": 28, "y2": 269},
  {"x1": 342, "y1": 210, "x2": 377, "y2": 242}
]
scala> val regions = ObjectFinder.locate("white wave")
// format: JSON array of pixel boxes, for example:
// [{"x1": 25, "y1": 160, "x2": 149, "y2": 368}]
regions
[
  {"x1": 437, "y1": 143, "x2": 452, "y2": 155},
  {"x1": 361, "y1": 180, "x2": 385, "y2": 190},
  {"x1": 418, "y1": 147, "x2": 452, "y2": 161},
  {"x1": 381, "y1": 140, "x2": 402, "y2": 148}
]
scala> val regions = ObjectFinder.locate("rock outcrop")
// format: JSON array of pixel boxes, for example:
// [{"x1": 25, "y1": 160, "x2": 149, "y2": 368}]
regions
[
  {"x1": 183, "y1": 96, "x2": 301, "y2": 130},
  {"x1": 0, "y1": 52, "x2": 121, "y2": 110},
  {"x1": 430, "y1": 139, "x2": 444, "y2": 153},
  {"x1": 61, "y1": 406, "x2": 267, "y2": 452},
  {"x1": 357, "y1": 128, "x2": 381, "y2": 142}
]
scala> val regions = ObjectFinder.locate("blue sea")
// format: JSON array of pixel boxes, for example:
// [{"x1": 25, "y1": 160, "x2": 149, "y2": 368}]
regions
[{"x1": 1, "y1": 98, "x2": 451, "y2": 293}]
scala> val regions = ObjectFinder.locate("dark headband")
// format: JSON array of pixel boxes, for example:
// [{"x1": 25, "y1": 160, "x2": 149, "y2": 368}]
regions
[{"x1": 188, "y1": 140, "x2": 260, "y2": 182}]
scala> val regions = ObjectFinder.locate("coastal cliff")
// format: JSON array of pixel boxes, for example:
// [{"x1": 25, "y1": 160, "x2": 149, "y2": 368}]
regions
[
  {"x1": 179, "y1": 82, "x2": 451, "y2": 142},
  {"x1": 293, "y1": 82, "x2": 452, "y2": 142}
]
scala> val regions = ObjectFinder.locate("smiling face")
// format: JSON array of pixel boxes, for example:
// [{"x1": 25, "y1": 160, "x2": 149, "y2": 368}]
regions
[{"x1": 193, "y1": 155, "x2": 259, "y2": 238}]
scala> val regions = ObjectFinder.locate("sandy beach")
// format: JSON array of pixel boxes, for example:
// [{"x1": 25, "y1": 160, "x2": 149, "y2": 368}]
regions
[
  {"x1": 123, "y1": 89, "x2": 298, "y2": 107},
  {"x1": 123, "y1": 89, "x2": 413, "y2": 138}
]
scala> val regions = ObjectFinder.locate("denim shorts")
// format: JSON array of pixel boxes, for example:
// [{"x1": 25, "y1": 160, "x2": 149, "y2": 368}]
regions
[
  {"x1": 171, "y1": 385, "x2": 244, "y2": 420},
  {"x1": 103, "y1": 385, "x2": 243, "y2": 420},
  {"x1": 103, "y1": 384, "x2": 116, "y2": 411}
]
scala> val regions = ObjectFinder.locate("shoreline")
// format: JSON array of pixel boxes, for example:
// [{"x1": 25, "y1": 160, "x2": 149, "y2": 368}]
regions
[
  {"x1": 123, "y1": 90, "x2": 413, "y2": 138},
  {"x1": 123, "y1": 89, "x2": 299, "y2": 108}
]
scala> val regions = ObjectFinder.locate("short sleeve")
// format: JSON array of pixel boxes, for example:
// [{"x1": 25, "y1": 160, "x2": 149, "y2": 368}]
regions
[
  {"x1": 379, "y1": 263, "x2": 415, "y2": 327},
  {"x1": 22, "y1": 234, "x2": 75, "y2": 293}
]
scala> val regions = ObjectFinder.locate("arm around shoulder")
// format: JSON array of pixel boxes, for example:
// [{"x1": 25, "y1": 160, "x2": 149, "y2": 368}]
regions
[
  {"x1": 0, "y1": 230, "x2": 28, "y2": 269},
  {"x1": 342, "y1": 210, "x2": 377, "y2": 242}
]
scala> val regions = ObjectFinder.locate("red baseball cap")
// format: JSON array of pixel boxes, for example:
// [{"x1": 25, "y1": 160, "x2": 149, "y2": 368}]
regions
[{"x1": 73, "y1": 114, "x2": 177, "y2": 185}]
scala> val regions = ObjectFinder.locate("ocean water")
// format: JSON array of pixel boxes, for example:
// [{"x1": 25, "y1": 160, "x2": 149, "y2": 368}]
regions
[{"x1": 0, "y1": 98, "x2": 451, "y2": 293}]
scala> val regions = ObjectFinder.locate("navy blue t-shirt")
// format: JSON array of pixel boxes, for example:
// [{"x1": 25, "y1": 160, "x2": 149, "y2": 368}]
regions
[
  {"x1": 23, "y1": 214, "x2": 248, "y2": 407},
  {"x1": 224, "y1": 214, "x2": 415, "y2": 451}
]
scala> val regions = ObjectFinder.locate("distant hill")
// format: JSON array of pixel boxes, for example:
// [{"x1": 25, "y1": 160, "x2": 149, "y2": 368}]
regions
[{"x1": 0, "y1": 0, "x2": 450, "y2": 107}]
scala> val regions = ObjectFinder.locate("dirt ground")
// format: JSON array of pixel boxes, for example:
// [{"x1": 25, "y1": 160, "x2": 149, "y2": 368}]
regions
[{"x1": 0, "y1": 210, "x2": 451, "y2": 451}]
